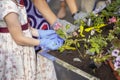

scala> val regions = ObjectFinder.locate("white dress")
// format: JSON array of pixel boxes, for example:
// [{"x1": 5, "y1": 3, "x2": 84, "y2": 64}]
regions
[{"x1": 0, "y1": 0, "x2": 57, "y2": 80}]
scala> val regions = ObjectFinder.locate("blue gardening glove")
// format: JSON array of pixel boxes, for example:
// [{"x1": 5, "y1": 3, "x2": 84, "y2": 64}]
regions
[
  {"x1": 38, "y1": 30, "x2": 56, "y2": 39},
  {"x1": 52, "y1": 18, "x2": 79, "y2": 36},
  {"x1": 73, "y1": 11, "x2": 88, "y2": 21},
  {"x1": 39, "y1": 34, "x2": 64, "y2": 50}
]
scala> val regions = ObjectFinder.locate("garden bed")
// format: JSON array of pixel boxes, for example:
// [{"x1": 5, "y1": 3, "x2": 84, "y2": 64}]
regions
[
  {"x1": 49, "y1": 21, "x2": 119, "y2": 80},
  {"x1": 49, "y1": 23, "x2": 119, "y2": 80},
  {"x1": 49, "y1": 50, "x2": 117, "y2": 80},
  {"x1": 48, "y1": 1, "x2": 120, "y2": 80}
]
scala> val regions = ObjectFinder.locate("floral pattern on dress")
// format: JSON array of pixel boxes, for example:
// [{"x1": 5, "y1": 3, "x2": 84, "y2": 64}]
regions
[{"x1": 0, "y1": 0, "x2": 57, "y2": 80}]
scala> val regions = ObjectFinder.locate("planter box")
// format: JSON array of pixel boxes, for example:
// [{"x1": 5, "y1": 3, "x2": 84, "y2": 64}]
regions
[{"x1": 39, "y1": 51, "x2": 100, "y2": 80}]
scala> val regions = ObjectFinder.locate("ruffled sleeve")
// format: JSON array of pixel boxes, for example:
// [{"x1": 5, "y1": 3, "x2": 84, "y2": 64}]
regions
[{"x1": 0, "y1": 0, "x2": 19, "y2": 20}]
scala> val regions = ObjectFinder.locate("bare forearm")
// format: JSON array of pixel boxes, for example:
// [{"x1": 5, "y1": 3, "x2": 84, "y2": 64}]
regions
[
  {"x1": 65, "y1": 0, "x2": 78, "y2": 14},
  {"x1": 60, "y1": 1, "x2": 66, "y2": 7},
  {"x1": 17, "y1": 36, "x2": 40, "y2": 46},
  {"x1": 5, "y1": 13, "x2": 40, "y2": 47},
  {"x1": 33, "y1": 0, "x2": 57, "y2": 25}
]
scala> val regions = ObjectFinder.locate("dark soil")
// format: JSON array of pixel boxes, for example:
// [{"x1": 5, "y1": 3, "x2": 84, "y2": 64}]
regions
[
  {"x1": 49, "y1": 50, "x2": 117, "y2": 80},
  {"x1": 49, "y1": 22, "x2": 118, "y2": 80}
]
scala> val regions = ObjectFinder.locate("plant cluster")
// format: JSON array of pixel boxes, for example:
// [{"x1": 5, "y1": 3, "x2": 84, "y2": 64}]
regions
[
  {"x1": 56, "y1": 0, "x2": 120, "y2": 74},
  {"x1": 110, "y1": 44, "x2": 120, "y2": 75}
]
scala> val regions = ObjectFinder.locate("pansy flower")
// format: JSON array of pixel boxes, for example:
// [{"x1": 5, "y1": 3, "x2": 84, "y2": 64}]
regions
[
  {"x1": 112, "y1": 49, "x2": 120, "y2": 57},
  {"x1": 114, "y1": 56, "x2": 120, "y2": 70}
]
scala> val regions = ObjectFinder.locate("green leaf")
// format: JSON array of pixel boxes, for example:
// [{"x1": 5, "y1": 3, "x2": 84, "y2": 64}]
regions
[
  {"x1": 89, "y1": 48, "x2": 96, "y2": 53},
  {"x1": 65, "y1": 24, "x2": 70, "y2": 30},
  {"x1": 77, "y1": 43, "x2": 80, "y2": 48}
]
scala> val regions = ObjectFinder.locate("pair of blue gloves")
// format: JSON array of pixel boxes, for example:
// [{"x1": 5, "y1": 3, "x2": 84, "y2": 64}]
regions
[{"x1": 38, "y1": 30, "x2": 64, "y2": 50}]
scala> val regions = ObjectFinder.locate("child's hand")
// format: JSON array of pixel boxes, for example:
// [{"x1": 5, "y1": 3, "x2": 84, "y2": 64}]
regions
[
  {"x1": 39, "y1": 34, "x2": 64, "y2": 50},
  {"x1": 30, "y1": 27, "x2": 39, "y2": 37},
  {"x1": 38, "y1": 30, "x2": 56, "y2": 39}
]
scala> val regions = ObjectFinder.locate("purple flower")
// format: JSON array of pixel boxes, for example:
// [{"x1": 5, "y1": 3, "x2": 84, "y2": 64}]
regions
[
  {"x1": 114, "y1": 56, "x2": 120, "y2": 70},
  {"x1": 112, "y1": 49, "x2": 120, "y2": 57},
  {"x1": 114, "y1": 61, "x2": 120, "y2": 70},
  {"x1": 116, "y1": 56, "x2": 120, "y2": 62}
]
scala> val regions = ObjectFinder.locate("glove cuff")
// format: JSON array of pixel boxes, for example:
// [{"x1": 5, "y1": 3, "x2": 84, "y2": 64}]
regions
[
  {"x1": 39, "y1": 39, "x2": 47, "y2": 50},
  {"x1": 72, "y1": 11, "x2": 80, "y2": 18},
  {"x1": 73, "y1": 11, "x2": 88, "y2": 22},
  {"x1": 37, "y1": 30, "x2": 41, "y2": 39},
  {"x1": 52, "y1": 19, "x2": 62, "y2": 30}
]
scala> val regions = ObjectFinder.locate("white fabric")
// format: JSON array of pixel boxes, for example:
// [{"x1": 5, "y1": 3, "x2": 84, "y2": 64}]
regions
[
  {"x1": 0, "y1": 0, "x2": 57, "y2": 80},
  {"x1": 0, "y1": 0, "x2": 37, "y2": 80},
  {"x1": 0, "y1": 0, "x2": 27, "y2": 27}
]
